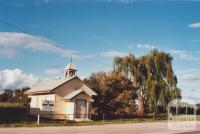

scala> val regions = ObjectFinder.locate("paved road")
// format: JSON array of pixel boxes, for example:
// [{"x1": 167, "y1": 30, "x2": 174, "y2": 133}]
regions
[{"x1": 1, "y1": 122, "x2": 200, "y2": 134}]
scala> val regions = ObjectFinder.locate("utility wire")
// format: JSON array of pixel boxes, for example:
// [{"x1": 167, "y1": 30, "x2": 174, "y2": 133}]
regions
[
  {"x1": 0, "y1": 18, "x2": 112, "y2": 67},
  {"x1": 0, "y1": 18, "x2": 32, "y2": 35},
  {"x1": 55, "y1": 45, "x2": 111, "y2": 67},
  {"x1": 81, "y1": 55, "x2": 111, "y2": 67}
]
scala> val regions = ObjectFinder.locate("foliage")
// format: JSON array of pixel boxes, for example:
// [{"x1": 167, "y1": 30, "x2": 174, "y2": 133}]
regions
[
  {"x1": 0, "y1": 102, "x2": 25, "y2": 107},
  {"x1": 113, "y1": 49, "x2": 181, "y2": 118},
  {"x1": 0, "y1": 50, "x2": 182, "y2": 119},
  {"x1": 113, "y1": 54, "x2": 148, "y2": 116},
  {"x1": 84, "y1": 71, "x2": 137, "y2": 115},
  {"x1": 0, "y1": 87, "x2": 30, "y2": 105}
]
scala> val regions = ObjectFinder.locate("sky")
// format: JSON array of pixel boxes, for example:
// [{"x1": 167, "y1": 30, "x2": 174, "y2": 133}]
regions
[{"x1": 0, "y1": 0, "x2": 200, "y2": 102}]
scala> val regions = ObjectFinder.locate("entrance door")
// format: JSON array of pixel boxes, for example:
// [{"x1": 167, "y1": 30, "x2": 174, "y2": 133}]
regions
[{"x1": 76, "y1": 99, "x2": 87, "y2": 119}]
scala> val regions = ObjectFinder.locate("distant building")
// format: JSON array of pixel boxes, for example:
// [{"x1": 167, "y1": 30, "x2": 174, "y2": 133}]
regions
[{"x1": 25, "y1": 61, "x2": 97, "y2": 121}]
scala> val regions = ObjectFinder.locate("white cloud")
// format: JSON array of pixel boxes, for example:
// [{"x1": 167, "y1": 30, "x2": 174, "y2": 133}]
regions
[
  {"x1": 176, "y1": 69, "x2": 200, "y2": 103},
  {"x1": 134, "y1": 43, "x2": 200, "y2": 61},
  {"x1": 136, "y1": 43, "x2": 157, "y2": 50},
  {"x1": 84, "y1": 54, "x2": 98, "y2": 59},
  {"x1": 188, "y1": 22, "x2": 200, "y2": 28},
  {"x1": 176, "y1": 69, "x2": 200, "y2": 95},
  {"x1": 0, "y1": 69, "x2": 41, "y2": 90},
  {"x1": 45, "y1": 66, "x2": 62, "y2": 75},
  {"x1": 169, "y1": 50, "x2": 194, "y2": 60},
  {"x1": 0, "y1": 32, "x2": 79, "y2": 58},
  {"x1": 100, "y1": 50, "x2": 128, "y2": 58},
  {"x1": 185, "y1": 94, "x2": 200, "y2": 103},
  {"x1": 177, "y1": 69, "x2": 200, "y2": 83},
  {"x1": 0, "y1": 48, "x2": 18, "y2": 58}
]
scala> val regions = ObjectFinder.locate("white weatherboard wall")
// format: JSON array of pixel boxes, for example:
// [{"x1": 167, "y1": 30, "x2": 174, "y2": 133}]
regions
[
  {"x1": 53, "y1": 78, "x2": 83, "y2": 119},
  {"x1": 29, "y1": 94, "x2": 55, "y2": 114},
  {"x1": 66, "y1": 102, "x2": 75, "y2": 120}
]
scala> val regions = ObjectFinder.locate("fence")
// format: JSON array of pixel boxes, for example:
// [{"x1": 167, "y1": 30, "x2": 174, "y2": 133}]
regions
[
  {"x1": 0, "y1": 113, "x2": 152, "y2": 125},
  {"x1": 1, "y1": 108, "x2": 200, "y2": 126}
]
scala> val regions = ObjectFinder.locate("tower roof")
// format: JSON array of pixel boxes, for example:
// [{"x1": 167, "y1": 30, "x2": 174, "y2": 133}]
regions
[{"x1": 65, "y1": 63, "x2": 77, "y2": 71}]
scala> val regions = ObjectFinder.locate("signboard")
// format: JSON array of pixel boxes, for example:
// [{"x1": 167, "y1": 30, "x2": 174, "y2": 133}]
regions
[{"x1": 42, "y1": 100, "x2": 54, "y2": 111}]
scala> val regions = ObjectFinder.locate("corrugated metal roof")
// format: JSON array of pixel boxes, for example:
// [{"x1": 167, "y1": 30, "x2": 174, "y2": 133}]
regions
[{"x1": 25, "y1": 76, "x2": 77, "y2": 94}]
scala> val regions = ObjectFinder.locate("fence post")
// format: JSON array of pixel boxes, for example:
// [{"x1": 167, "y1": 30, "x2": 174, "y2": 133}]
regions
[
  {"x1": 65, "y1": 114, "x2": 67, "y2": 125},
  {"x1": 37, "y1": 114, "x2": 40, "y2": 125},
  {"x1": 121, "y1": 113, "x2": 122, "y2": 121},
  {"x1": 186, "y1": 106, "x2": 188, "y2": 115},
  {"x1": 89, "y1": 113, "x2": 91, "y2": 120},
  {"x1": 103, "y1": 113, "x2": 105, "y2": 122}
]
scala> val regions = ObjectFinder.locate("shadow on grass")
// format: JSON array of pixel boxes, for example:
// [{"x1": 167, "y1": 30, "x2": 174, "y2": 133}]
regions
[{"x1": 0, "y1": 106, "x2": 168, "y2": 127}]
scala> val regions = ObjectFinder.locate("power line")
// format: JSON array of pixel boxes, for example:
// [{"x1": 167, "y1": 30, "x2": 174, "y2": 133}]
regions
[
  {"x1": 0, "y1": 18, "x2": 112, "y2": 67},
  {"x1": 0, "y1": 18, "x2": 65, "y2": 51},
  {"x1": 0, "y1": 18, "x2": 32, "y2": 35},
  {"x1": 81, "y1": 54, "x2": 111, "y2": 67},
  {"x1": 53, "y1": 44, "x2": 111, "y2": 67}
]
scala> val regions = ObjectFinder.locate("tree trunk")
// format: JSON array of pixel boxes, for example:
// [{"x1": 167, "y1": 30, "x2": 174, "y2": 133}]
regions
[
  {"x1": 153, "y1": 102, "x2": 157, "y2": 119},
  {"x1": 137, "y1": 91, "x2": 145, "y2": 116}
]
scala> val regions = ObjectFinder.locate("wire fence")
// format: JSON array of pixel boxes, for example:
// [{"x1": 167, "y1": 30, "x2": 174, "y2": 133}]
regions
[
  {"x1": 1, "y1": 106, "x2": 200, "y2": 126},
  {"x1": 0, "y1": 113, "x2": 153, "y2": 125}
]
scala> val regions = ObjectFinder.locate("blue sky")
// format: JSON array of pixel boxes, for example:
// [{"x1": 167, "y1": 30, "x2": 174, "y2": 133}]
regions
[{"x1": 0, "y1": 0, "x2": 200, "y2": 102}]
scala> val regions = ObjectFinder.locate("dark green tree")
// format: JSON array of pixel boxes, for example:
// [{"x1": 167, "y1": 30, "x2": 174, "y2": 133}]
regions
[{"x1": 84, "y1": 71, "x2": 136, "y2": 115}]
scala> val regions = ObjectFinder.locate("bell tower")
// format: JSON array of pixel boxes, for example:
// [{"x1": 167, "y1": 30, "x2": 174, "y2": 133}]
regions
[{"x1": 64, "y1": 57, "x2": 77, "y2": 79}]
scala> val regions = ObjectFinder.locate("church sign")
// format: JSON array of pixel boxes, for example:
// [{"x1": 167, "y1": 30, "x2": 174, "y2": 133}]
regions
[{"x1": 42, "y1": 100, "x2": 54, "y2": 111}]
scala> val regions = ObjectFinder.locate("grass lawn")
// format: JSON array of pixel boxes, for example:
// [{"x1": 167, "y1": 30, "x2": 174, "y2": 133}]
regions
[
  {"x1": 0, "y1": 102, "x2": 199, "y2": 127},
  {"x1": 2, "y1": 115, "x2": 200, "y2": 127},
  {"x1": 0, "y1": 117, "x2": 168, "y2": 127},
  {"x1": 0, "y1": 102, "x2": 25, "y2": 107}
]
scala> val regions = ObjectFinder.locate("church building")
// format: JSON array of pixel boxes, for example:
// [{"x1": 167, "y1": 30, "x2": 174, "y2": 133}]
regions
[{"x1": 25, "y1": 61, "x2": 97, "y2": 121}]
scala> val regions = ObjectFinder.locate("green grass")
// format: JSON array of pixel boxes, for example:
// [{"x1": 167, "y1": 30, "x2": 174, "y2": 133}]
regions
[
  {"x1": 168, "y1": 114, "x2": 199, "y2": 122},
  {"x1": 1, "y1": 115, "x2": 199, "y2": 127},
  {"x1": 0, "y1": 102, "x2": 199, "y2": 127},
  {"x1": 2, "y1": 115, "x2": 200, "y2": 127},
  {"x1": 0, "y1": 102, "x2": 27, "y2": 125},
  {"x1": 0, "y1": 117, "x2": 168, "y2": 127},
  {"x1": 0, "y1": 102, "x2": 25, "y2": 108}
]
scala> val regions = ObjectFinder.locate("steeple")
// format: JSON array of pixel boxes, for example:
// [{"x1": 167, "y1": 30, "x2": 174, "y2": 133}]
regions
[{"x1": 64, "y1": 56, "x2": 77, "y2": 79}]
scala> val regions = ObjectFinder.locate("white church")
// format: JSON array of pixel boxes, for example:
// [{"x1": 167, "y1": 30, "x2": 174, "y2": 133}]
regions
[{"x1": 25, "y1": 61, "x2": 97, "y2": 121}]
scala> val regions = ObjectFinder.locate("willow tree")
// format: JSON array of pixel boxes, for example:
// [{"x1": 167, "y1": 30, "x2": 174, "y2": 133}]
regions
[
  {"x1": 114, "y1": 54, "x2": 148, "y2": 116},
  {"x1": 113, "y1": 50, "x2": 181, "y2": 117},
  {"x1": 145, "y1": 50, "x2": 181, "y2": 118}
]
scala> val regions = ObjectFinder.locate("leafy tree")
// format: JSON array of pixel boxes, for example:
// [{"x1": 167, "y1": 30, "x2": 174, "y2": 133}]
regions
[
  {"x1": 113, "y1": 50, "x2": 181, "y2": 118},
  {"x1": 84, "y1": 71, "x2": 136, "y2": 115},
  {"x1": 13, "y1": 87, "x2": 30, "y2": 104},
  {"x1": 145, "y1": 50, "x2": 181, "y2": 118},
  {"x1": 114, "y1": 54, "x2": 148, "y2": 116},
  {"x1": 0, "y1": 89, "x2": 13, "y2": 102},
  {"x1": 0, "y1": 87, "x2": 30, "y2": 105}
]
